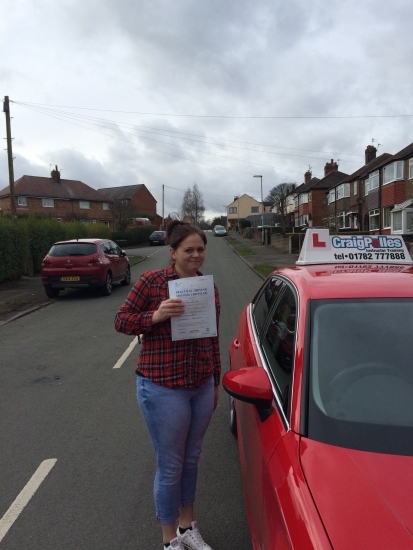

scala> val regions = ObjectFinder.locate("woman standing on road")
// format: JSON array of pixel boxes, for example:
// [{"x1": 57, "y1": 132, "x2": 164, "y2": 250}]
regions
[{"x1": 114, "y1": 220, "x2": 221, "y2": 550}]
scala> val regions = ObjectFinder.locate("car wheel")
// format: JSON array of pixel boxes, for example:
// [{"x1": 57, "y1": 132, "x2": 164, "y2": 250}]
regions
[
  {"x1": 101, "y1": 272, "x2": 112, "y2": 296},
  {"x1": 230, "y1": 396, "x2": 238, "y2": 437},
  {"x1": 121, "y1": 266, "x2": 131, "y2": 286},
  {"x1": 44, "y1": 287, "x2": 60, "y2": 298}
]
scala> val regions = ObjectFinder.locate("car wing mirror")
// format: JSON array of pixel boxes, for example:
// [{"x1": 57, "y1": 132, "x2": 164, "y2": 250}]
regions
[
  {"x1": 120, "y1": 250, "x2": 126, "y2": 257},
  {"x1": 223, "y1": 368, "x2": 273, "y2": 422}
]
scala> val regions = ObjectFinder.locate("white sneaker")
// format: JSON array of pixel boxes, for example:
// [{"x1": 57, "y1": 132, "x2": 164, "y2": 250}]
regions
[
  {"x1": 164, "y1": 535, "x2": 184, "y2": 549},
  {"x1": 177, "y1": 521, "x2": 213, "y2": 550}
]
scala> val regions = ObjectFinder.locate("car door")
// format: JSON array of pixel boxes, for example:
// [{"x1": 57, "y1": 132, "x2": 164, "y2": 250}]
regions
[
  {"x1": 107, "y1": 240, "x2": 124, "y2": 280},
  {"x1": 236, "y1": 278, "x2": 298, "y2": 549}
]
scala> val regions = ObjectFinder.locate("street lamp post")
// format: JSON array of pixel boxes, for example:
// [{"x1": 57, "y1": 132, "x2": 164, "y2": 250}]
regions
[{"x1": 254, "y1": 175, "x2": 264, "y2": 244}]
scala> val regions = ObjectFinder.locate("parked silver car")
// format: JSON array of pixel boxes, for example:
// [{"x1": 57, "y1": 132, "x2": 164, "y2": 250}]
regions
[{"x1": 213, "y1": 225, "x2": 227, "y2": 236}]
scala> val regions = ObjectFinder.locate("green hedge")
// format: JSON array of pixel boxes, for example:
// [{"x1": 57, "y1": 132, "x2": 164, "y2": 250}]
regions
[
  {"x1": 0, "y1": 218, "x2": 29, "y2": 281},
  {"x1": 0, "y1": 217, "x2": 122, "y2": 282}
]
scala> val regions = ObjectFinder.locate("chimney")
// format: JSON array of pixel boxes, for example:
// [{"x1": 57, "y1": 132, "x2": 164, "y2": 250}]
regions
[
  {"x1": 324, "y1": 159, "x2": 338, "y2": 177},
  {"x1": 365, "y1": 145, "x2": 377, "y2": 165},
  {"x1": 304, "y1": 170, "x2": 312, "y2": 183},
  {"x1": 51, "y1": 165, "x2": 61, "y2": 183}
]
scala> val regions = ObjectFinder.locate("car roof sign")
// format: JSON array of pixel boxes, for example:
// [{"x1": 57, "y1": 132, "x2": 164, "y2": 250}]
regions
[{"x1": 296, "y1": 228, "x2": 412, "y2": 265}]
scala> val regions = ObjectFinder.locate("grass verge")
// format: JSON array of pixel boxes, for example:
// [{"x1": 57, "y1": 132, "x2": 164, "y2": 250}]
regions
[
  {"x1": 226, "y1": 237, "x2": 241, "y2": 245},
  {"x1": 253, "y1": 264, "x2": 276, "y2": 278},
  {"x1": 234, "y1": 246, "x2": 255, "y2": 256},
  {"x1": 129, "y1": 256, "x2": 145, "y2": 266}
]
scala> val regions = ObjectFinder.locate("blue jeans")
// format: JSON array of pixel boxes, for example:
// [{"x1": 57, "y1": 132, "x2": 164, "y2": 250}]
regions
[{"x1": 136, "y1": 375, "x2": 214, "y2": 525}]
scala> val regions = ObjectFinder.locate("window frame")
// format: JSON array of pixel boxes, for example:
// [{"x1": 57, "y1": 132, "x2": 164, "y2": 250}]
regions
[
  {"x1": 17, "y1": 196, "x2": 27, "y2": 206},
  {"x1": 79, "y1": 200, "x2": 91, "y2": 209},
  {"x1": 365, "y1": 171, "x2": 379, "y2": 195},
  {"x1": 42, "y1": 198, "x2": 54, "y2": 208},
  {"x1": 229, "y1": 207, "x2": 237, "y2": 214},
  {"x1": 383, "y1": 161, "x2": 404, "y2": 185},
  {"x1": 409, "y1": 158, "x2": 413, "y2": 180},
  {"x1": 382, "y1": 206, "x2": 392, "y2": 229},
  {"x1": 251, "y1": 206, "x2": 259, "y2": 213},
  {"x1": 369, "y1": 208, "x2": 379, "y2": 231},
  {"x1": 102, "y1": 202, "x2": 110, "y2": 211}
]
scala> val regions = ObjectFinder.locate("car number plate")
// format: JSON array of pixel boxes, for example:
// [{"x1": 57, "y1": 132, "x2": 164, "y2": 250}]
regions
[{"x1": 61, "y1": 276, "x2": 80, "y2": 282}]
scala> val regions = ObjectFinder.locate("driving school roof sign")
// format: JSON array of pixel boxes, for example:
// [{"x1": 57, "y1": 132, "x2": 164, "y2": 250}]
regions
[{"x1": 296, "y1": 229, "x2": 412, "y2": 265}]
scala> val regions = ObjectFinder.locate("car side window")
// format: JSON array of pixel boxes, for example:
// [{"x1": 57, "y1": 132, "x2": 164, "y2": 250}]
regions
[
  {"x1": 261, "y1": 285, "x2": 297, "y2": 418},
  {"x1": 109, "y1": 241, "x2": 121, "y2": 255},
  {"x1": 102, "y1": 242, "x2": 112, "y2": 255},
  {"x1": 252, "y1": 277, "x2": 284, "y2": 336}
]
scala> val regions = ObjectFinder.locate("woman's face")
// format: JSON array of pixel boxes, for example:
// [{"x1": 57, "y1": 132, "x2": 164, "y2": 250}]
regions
[{"x1": 170, "y1": 233, "x2": 206, "y2": 277}]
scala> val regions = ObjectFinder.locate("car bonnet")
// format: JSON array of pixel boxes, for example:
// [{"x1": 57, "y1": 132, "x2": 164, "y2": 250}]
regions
[{"x1": 300, "y1": 438, "x2": 413, "y2": 547}]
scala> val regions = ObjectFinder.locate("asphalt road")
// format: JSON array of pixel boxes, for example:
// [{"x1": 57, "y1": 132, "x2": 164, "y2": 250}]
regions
[{"x1": 0, "y1": 237, "x2": 262, "y2": 549}]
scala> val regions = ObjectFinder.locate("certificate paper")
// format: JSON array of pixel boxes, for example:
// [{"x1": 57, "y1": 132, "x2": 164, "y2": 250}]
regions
[{"x1": 168, "y1": 275, "x2": 217, "y2": 341}]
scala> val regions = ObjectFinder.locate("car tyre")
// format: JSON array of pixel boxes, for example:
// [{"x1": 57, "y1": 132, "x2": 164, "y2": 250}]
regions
[
  {"x1": 44, "y1": 287, "x2": 61, "y2": 298},
  {"x1": 101, "y1": 272, "x2": 113, "y2": 296},
  {"x1": 230, "y1": 396, "x2": 238, "y2": 437},
  {"x1": 121, "y1": 266, "x2": 131, "y2": 286}
]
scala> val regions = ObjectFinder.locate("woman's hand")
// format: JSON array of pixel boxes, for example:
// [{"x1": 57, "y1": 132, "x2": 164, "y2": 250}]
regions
[{"x1": 152, "y1": 298, "x2": 185, "y2": 325}]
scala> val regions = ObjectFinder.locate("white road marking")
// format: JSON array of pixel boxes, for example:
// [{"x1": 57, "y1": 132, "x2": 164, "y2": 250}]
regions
[
  {"x1": 0, "y1": 458, "x2": 57, "y2": 543},
  {"x1": 113, "y1": 336, "x2": 140, "y2": 369}
]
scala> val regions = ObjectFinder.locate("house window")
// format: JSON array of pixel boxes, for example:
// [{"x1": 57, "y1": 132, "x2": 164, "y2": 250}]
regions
[
  {"x1": 294, "y1": 197, "x2": 298, "y2": 208},
  {"x1": 365, "y1": 171, "x2": 379, "y2": 195},
  {"x1": 308, "y1": 192, "x2": 312, "y2": 202},
  {"x1": 369, "y1": 209, "x2": 379, "y2": 231},
  {"x1": 383, "y1": 161, "x2": 403, "y2": 185},
  {"x1": 42, "y1": 198, "x2": 54, "y2": 208},
  {"x1": 336, "y1": 183, "x2": 350, "y2": 200},
  {"x1": 102, "y1": 221, "x2": 110, "y2": 226},
  {"x1": 103, "y1": 202, "x2": 110, "y2": 210},
  {"x1": 409, "y1": 159, "x2": 413, "y2": 179},
  {"x1": 229, "y1": 207, "x2": 237, "y2": 214},
  {"x1": 299, "y1": 214, "x2": 309, "y2": 226},
  {"x1": 383, "y1": 206, "x2": 392, "y2": 229},
  {"x1": 298, "y1": 193, "x2": 308, "y2": 205},
  {"x1": 353, "y1": 181, "x2": 358, "y2": 195},
  {"x1": 80, "y1": 219, "x2": 91, "y2": 225},
  {"x1": 251, "y1": 206, "x2": 259, "y2": 213},
  {"x1": 80, "y1": 201, "x2": 90, "y2": 209},
  {"x1": 337, "y1": 211, "x2": 351, "y2": 229},
  {"x1": 18, "y1": 196, "x2": 27, "y2": 206},
  {"x1": 328, "y1": 189, "x2": 336, "y2": 204},
  {"x1": 392, "y1": 211, "x2": 402, "y2": 232},
  {"x1": 56, "y1": 218, "x2": 62, "y2": 223}
]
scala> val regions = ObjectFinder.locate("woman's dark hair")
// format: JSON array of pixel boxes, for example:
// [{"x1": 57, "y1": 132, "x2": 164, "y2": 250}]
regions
[{"x1": 166, "y1": 220, "x2": 207, "y2": 250}]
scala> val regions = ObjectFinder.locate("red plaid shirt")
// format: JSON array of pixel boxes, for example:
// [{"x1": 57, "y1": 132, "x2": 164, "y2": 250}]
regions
[{"x1": 114, "y1": 265, "x2": 221, "y2": 388}]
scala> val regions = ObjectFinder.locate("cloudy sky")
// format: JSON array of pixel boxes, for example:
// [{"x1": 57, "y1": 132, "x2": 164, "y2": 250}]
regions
[{"x1": 1, "y1": 0, "x2": 412, "y2": 221}]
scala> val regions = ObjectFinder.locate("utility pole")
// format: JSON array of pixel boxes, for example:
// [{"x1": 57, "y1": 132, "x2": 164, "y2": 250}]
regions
[
  {"x1": 3, "y1": 96, "x2": 17, "y2": 219},
  {"x1": 162, "y1": 184, "x2": 165, "y2": 229}
]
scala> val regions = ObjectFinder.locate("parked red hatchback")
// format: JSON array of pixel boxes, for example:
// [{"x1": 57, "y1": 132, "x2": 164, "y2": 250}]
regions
[
  {"x1": 41, "y1": 239, "x2": 131, "y2": 298},
  {"x1": 224, "y1": 229, "x2": 413, "y2": 549}
]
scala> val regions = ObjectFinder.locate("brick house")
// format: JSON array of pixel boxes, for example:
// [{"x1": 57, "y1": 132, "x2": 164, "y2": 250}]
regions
[
  {"x1": 329, "y1": 142, "x2": 413, "y2": 235},
  {"x1": 294, "y1": 161, "x2": 348, "y2": 228},
  {"x1": 97, "y1": 184, "x2": 157, "y2": 219},
  {"x1": 0, "y1": 167, "x2": 113, "y2": 226},
  {"x1": 326, "y1": 146, "x2": 393, "y2": 232}
]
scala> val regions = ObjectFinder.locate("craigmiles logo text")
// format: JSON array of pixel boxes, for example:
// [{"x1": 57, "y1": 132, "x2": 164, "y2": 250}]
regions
[{"x1": 331, "y1": 236, "x2": 403, "y2": 250}]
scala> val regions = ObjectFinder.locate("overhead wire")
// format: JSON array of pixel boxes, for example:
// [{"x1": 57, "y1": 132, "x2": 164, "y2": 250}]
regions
[
  {"x1": 11, "y1": 100, "x2": 413, "y2": 119},
  {"x1": 13, "y1": 101, "x2": 363, "y2": 160}
]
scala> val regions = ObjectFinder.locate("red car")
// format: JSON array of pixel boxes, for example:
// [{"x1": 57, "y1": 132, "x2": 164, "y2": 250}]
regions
[
  {"x1": 224, "y1": 229, "x2": 413, "y2": 549},
  {"x1": 41, "y1": 239, "x2": 130, "y2": 298}
]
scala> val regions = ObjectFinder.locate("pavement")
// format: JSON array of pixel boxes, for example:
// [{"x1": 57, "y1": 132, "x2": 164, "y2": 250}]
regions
[{"x1": 0, "y1": 231, "x2": 299, "y2": 325}]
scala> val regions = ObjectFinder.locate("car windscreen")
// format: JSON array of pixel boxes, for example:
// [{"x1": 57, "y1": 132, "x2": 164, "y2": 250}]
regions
[
  {"x1": 49, "y1": 243, "x2": 97, "y2": 256},
  {"x1": 307, "y1": 298, "x2": 413, "y2": 455},
  {"x1": 151, "y1": 232, "x2": 165, "y2": 236},
  {"x1": 215, "y1": 226, "x2": 225, "y2": 230}
]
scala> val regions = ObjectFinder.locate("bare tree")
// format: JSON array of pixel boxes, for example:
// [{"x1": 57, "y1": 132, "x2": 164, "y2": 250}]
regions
[
  {"x1": 265, "y1": 183, "x2": 296, "y2": 233},
  {"x1": 180, "y1": 184, "x2": 205, "y2": 225},
  {"x1": 110, "y1": 199, "x2": 136, "y2": 231}
]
